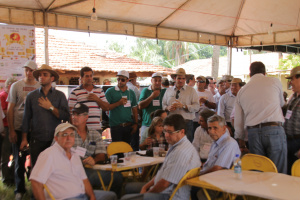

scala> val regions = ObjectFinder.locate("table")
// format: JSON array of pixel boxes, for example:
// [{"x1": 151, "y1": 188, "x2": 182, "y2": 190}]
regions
[
  {"x1": 92, "y1": 155, "x2": 165, "y2": 190},
  {"x1": 186, "y1": 170, "x2": 300, "y2": 200}
]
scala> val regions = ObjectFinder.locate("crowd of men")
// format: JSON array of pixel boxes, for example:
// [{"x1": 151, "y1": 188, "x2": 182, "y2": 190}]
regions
[{"x1": 0, "y1": 60, "x2": 299, "y2": 200}]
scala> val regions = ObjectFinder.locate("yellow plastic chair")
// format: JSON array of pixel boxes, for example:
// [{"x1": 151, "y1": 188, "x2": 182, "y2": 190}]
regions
[
  {"x1": 169, "y1": 167, "x2": 201, "y2": 200},
  {"x1": 44, "y1": 184, "x2": 55, "y2": 200},
  {"x1": 240, "y1": 153, "x2": 278, "y2": 173},
  {"x1": 107, "y1": 141, "x2": 133, "y2": 157},
  {"x1": 291, "y1": 159, "x2": 300, "y2": 177}
]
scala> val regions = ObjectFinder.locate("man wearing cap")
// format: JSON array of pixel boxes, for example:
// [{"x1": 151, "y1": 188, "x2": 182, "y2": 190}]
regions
[
  {"x1": 7, "y1": 60, "x2": 41, "y2": 198},
  {"x1": 284, "y1": 66, "x2": 300, "y2": 174},
  {"x1": 30, "y1": 123, "x2": 117, "y2": 200},
  {"x1": 213, "y1": 80, "x2": 226, "y2": 113},
  {"x1": 221, "y1": 75, "x2": 234, "y2": 93},
  {"x1": 71, "y1": 103, "x2": 123, "y2": 196},
  {"x1": 193, "y1": 76, "x2": 216, "y2": 138},
  {"x1": 105, "y1": 70, "x2": 138, "y2": 147},
  {"x1": 21, "y1": 64, "x2": 70, "y2": 169},
  {"x1": 139, "y1": 73, "x2": 166, "y2": 137},
  {"x1": 162, "y1": 68, "x2": 200, "y2": 142},
  {"x1": 218, "y1": 78, "x2": 242, "y2": 136},
  {"x1": 69, "y1": 67, "x2": 109, "y2": 131},
  {"x1": 0, "y1": 77, "x2": 17, "y2": 186},
  {"x1": 235, "y1": 61, "x2": 287, "y2": 173}
]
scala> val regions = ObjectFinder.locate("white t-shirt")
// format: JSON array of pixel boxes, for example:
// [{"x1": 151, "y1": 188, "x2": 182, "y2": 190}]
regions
[
  {"x1": 192, "y1": 126, "x2": 214, "y2": 159},
  {"x1": 194, "y1": 89, "x2": 215, "y2": 122}
]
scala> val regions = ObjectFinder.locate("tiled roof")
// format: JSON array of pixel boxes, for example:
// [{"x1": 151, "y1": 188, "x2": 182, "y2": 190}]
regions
[{"x1": 35, "y1": 29, "x2": 174, "y2": 75}]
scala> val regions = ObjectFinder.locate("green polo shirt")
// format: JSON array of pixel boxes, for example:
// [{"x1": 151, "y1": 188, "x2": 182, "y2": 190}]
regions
[
  {"x1": 105, "y1": 86, "x2": 137, "y2": 127},
  {"x1": 139, "y1": 86, "x2": 166, "y2": 126}
]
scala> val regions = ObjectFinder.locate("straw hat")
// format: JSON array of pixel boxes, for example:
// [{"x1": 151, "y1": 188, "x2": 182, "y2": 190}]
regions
[
  {"x1": 171, "y1": 68, "x2": 186, "y2": 79},
  {"x1": 33, "y1": 64, "x2": 59, "y2": 82}
]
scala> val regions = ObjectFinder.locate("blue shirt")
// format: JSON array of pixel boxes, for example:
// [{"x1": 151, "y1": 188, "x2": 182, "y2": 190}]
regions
[
  {"x1": 154, "y1": 136, "x2": 201, "y2": 200},
  {"x1": 22, "y1": 87, "x2": 70, "y2": 141},
  {"x1": 202, "y1": 132, "x2": 240, "y2": 172}
]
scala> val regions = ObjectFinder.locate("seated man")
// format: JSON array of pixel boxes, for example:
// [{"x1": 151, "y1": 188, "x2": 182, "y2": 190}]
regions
[
  {"x1": 71, "y1": 103, "x2": 123, "y2": 196},
  {"x1": 191, "y1": 114, "x2": 241, "y2": 200},
  {"x1": 29, "y1": 123, "x2": 117, "y2": 200},
  {"x1": 121, "y1": 114, "x2": 201, "y2": 200}
]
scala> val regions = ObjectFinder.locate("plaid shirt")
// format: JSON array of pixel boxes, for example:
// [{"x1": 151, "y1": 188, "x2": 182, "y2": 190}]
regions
[
  {"x1": 73, "y1": 128, "x2": 106, "y2": 159},
  {"x1": 284, "y1": 93, "x2": 300, "y2": 137}
]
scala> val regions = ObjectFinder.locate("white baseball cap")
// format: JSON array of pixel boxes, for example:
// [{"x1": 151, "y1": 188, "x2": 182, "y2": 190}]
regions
[
  {"x1": 152, "y1": 73, "x2": 162, "y2": 78},
  {"x1": 23, "y1": 60, "x2": 37, "y2": 70},
  {"x1": 54, "y1": 123, "x2": 77, "y2": 137},
  {"x1": 117, "y1": 70, "x2": 129, "y2": 79}
]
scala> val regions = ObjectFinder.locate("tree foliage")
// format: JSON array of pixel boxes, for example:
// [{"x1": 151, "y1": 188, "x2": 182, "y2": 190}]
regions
[
  {"x1": 278, "y1": 54, "x2": 300, "y2": 70},
  {"x1": 129, "y1": 38, "x2": 227, "y2": 68}
]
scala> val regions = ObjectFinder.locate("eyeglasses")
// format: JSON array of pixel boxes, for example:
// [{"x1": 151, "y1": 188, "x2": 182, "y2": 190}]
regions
[
  {"x1": 59, "y1": 132, "x2": 75, "y2": 137},
  {"x1": 175, "y1": 90, "x2": 180, "y2": 99},
  {"x1": 72, "y1": 112, "x2": 88, "y2": 117},
  {"x1": 163, "y1": 130, "x2": 180, "y2": 135},
  {"x1": 197, "y1": 81, "x2": 205, "y2": 83},
  {"x1": 117, "y1": 78, "x2": 127, "y2": 82},
  {"x1": 227, "y1": 80, "x2": 232, "y2": 83}
]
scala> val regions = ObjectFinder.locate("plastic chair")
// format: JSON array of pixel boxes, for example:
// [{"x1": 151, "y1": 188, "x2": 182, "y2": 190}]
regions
[
  {"x1": 107, "y1": 141, "x2": 133, "y2": 157},
  {"x1": 44, "y1": 184, "x2": 55, "y2": 200},
  {"x1": 240, "y1": 154, "x2": 278, "y2": 173},
  {"x1": 169, "y1": 167, "x2": 201, "y2": 200},
  {"x1": 291, "y1": 159, "x2": 300, "y2": 177}
]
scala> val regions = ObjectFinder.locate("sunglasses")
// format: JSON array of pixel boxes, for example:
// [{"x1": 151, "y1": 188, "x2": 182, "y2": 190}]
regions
[
  {"x1": 176, "y1": 90, "x2": 180, "y2": 99},
  {"x1": 117, "y1": 78, "x2": 127, "y2": 82},
  {"x1": 197, "y1": 81, "x2": 205, "y2": 83}
]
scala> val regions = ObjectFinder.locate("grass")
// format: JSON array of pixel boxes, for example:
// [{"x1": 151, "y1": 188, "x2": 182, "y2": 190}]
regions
[{"x1": 0, "y1": 179, "x2": 32, "y2": 200}]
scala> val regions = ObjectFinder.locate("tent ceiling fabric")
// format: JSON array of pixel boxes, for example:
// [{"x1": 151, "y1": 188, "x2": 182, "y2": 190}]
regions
[{"x1": 0, "y1": 0, "x2": 300, "y2": 49}]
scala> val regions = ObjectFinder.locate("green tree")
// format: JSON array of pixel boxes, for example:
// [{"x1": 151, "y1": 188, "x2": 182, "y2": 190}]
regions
[
  {"x1": 278, "y1": 54, "x2": 300, "y2": 70},
  {"x1": 107, "y1": 41, "x2": 124, "y2": 53}
]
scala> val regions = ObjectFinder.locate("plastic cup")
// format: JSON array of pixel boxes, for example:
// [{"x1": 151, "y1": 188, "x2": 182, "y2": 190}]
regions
[
  {"x1": 124, "y1": 152, "x2": 131, "y2": 164},
  {"x1": 159, "y1": 144, "x2": 165, "y2": 156},
  {"x1": 130, "y1": 152, "x2": 137, "y2": 163},
  {"x1": 110, "y1": 155, "x2": 118, "y2": 170},
  {"x1": 153, "y1": 147, "x2": 160, "y2": 158}
]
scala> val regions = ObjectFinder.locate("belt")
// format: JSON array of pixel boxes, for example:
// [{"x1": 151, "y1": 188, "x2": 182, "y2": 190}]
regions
[
  {"x1": 247, "y1": 122, "x2": 282, "y2": 129},
  {"x1": 118, "y1": 122, "x2": 132, "y2": 127},
  {"x1": 287, "y1": 134, "x2": 300, "y2": 140}
]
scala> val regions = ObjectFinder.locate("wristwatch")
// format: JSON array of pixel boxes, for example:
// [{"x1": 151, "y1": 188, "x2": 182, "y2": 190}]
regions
[
  {"x1": 49, "y1": 106, "x2": 54, "y2": 111},
  {"x1": 183, "y1": 105, "x2": 187, "y2": 110}
]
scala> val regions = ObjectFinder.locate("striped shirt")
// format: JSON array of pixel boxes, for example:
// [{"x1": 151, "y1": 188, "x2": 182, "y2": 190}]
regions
[
  {"x1": 202, "y1": 131, "x2": 240, "y2": 172},
  {"x1": 154, "y1": 136, "x2": 201, "y2": 200},
  {"x1": 69, "y1": 85, "x2": 107, "y2": 130},
  {"x1": 217, "y1": 91, "x2": 236, "y2": 122},
  {"x1": 284, "y1": 93, "x2": 300, "y2": 137},
  {"x1": 73, "y1": 129, "x2": 106, "y2": 159}
]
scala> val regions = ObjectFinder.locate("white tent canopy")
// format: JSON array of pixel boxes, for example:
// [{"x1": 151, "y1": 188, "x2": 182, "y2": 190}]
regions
[{"x1": 0, "y1": 0, "x2": 300, "y2": 50}]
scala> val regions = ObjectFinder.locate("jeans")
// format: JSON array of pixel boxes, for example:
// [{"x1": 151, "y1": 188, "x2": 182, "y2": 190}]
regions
[
  {"x1": 121, "y1": 182, "x2": 170, "y2": 200},
  {"x1": 130, "y1": 127, "x2": 140, "y2": 151},
  {"x1": 110, "y1": 125, "x2": 132, "y2": 145},
  {"x1": 247, "y1": 125, "x2": 287, "y2": 174},
  {"x1": 84, "y1": 168, "x2": 123, "y2": 197},
  {"x1": 287, "y1": 137, "x2": 300, "y2": 175},
  {"x1": 185, "y1": 120, "x2": 194, "y2": 142},
  {"x1": 64, "y1": 190, "x2": 117, "y2": 200},
  {"x1": 140, "y1": 126, "x2": 149, "y2": 142},
  {"x1": 12, "y1": 130, "x2": 27, "y2": 194},
  {"x1": 29, "y1": 139, "x2": 52, "y2": 167},
  {"x1": 1, "y1": 127, "x2": 14, "y2": 185}
]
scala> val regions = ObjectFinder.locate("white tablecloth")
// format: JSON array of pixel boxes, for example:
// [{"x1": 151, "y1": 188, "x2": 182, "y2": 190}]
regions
[{"x1": 199, "y1": 170, "x2": 300, "y2": 200}]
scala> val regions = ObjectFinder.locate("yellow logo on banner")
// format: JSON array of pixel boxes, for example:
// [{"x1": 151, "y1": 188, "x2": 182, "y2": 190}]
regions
[{"x1": 4, "y1": 33, "x2": 25, "y2": 45}]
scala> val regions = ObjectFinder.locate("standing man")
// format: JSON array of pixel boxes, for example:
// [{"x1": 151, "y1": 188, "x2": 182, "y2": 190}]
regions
[
  {"x1": 69, "y1": 67, "x2": 109, "y2": 131},
  {"x1": 213, "y1": 80, "x2": 226, "y2": 113},
  {"x1": 105, "y1": 70, "x2": 138, "y2": 147},
  {"x1": 139, "y1": 73, "x2": 166, "y2": 138},
  {"x1": 284, "y1": 66, "x2": 300, "y2": 174},
  {"x1": 193, "y1": 76, "x2": 216, "y2": 137},
  {"x1": 127, "y1": 72, "x2": 140, "y2": 102},
  {"x1": 221, "y1": 75, "x2": 233, "y2": 93},
  {"x1": 218, "y1": 78, "x2": 242, "y2": 135},
  {"x1": 20, "y1": 64, "x2": 70, "y2": 168},
  {"x1": 162, "y1": 68, "x2": 200, "y2": 142},
  {"x1": 30, "y1": 123, "x2": 117, "y2": 200},
  {"x1": 235, "y1": 61, "x2": 287, "y2": 174},
  {"x1": 0, "y1": 77, "x2": 17, "y2": 186},
  {"x1": 7, "y1": 60, "x2": 40, "y2": 199},
  {"x1": 186, "y1": 74, "x2": 196, "y2": 87},
  {"x1": 121, "y1": 114, "x2": 200, "y2": 200}
]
